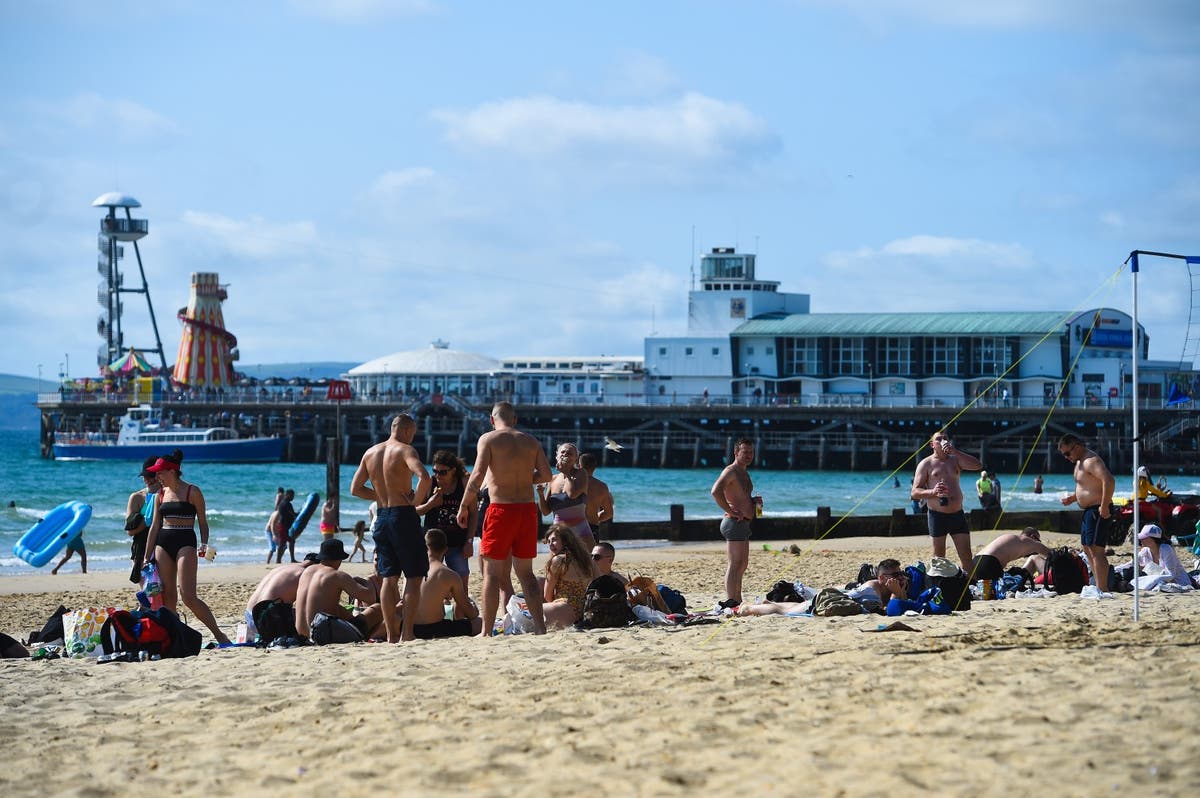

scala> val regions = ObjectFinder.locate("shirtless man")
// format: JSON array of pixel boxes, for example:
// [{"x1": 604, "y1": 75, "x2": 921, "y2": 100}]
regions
[
  {"x1": 710, "y1": 437, "x2": 756, "y2": 609},
  {"x1": 295, "y1": 538, "x2": 383, "y2": 643},
  {"x1": 350, "y1": 413, "x2": 431, "y2": 642},
  {"x1": 911, "y1": 431, "x2": 983, "y2": 574},
  {"x1": 1058, "y1": 433, "x2": 1116, "y2": 594},
  {"x1": 456, "y1": 401, "x2": 553, "y2": 637},
  {"x1": 409, "y1": 529, "x2": 482, "y2": 640},
  {"x1": 579, "y1": 453, "x2": 614, "y2": 542},
  {"x1": 970, "y1": 527, "x2": 1051, "y2": 582},
  {"x1": 591, "y1": 541, "x2": 629, "y2": 586},
  {"x1": 243, "y1": 552, "x2": 318, "y2": 640}
]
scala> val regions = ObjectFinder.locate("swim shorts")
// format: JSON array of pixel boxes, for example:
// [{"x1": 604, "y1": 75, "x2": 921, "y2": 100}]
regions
[
  {"x1": 372, "y1": 506, "x2": 428, "y2": 579},
  {"x1": 319, "y1": 522, "x2": 335, "y2": 534},
  {"x1": 480, "y1": 502, "x2": 538, "y2": 560},
  {"x1": 970, "y1": 553, "x2": 1004, "y2": 581},
  {"x1": 927, "y1": 509, "x2": 969, "y2": 538},
  {"x1": 1080, "y1": 505, "x2": 1116, "y2": 547},
  {"x1": 719, "y1": 516, "x2": 753, "y2": 542},
  {"x1": 412, "y1": 618, "x2": 474, "y2": 640}
]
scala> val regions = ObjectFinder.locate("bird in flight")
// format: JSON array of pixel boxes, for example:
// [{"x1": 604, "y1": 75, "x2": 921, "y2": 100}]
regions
[{"x1": 604, "y1": 437, "x2": 624, "y2": 452}]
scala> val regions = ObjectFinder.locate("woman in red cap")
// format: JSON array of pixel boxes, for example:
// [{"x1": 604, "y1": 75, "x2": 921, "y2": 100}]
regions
[{"x1": 143, "y1": 449, "x2": 231, "y2": 644}]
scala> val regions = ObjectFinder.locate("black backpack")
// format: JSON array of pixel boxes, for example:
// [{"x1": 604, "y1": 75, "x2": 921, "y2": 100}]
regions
[
  {"x1": 766, "y1": 580, "x2": 803, "y2": 603},
  {"x1": 1044, "y1": 548, "x2": 1087, "y2": 594},
  {"x1": 253, "y1": 599, "x2": 298, "y2": 646},
  {"x1": 578, "y1": 575, "x2": 635, "y2": 629},
  {"x1": 928, "y1": 573, "x2": 972, "y2": 611}
]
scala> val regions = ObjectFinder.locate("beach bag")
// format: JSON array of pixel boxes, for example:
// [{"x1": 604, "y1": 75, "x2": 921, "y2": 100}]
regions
[
  {"x1": 1044, "y1": 548, "x2": 1088, "y2": 594},
  {"x1": 579, "y1": 575, "x2": 634, "y2": 629},
  {"x1": 101, "y1": 609, "x2": 172, "y2": 658},
  {"x1": 627, "y1": 576, "x2": 670, "y2": 614},
  {"x1": 501, "y1": 594, "x2": 536, "y2": 634},
  {"x1": 253, "y1": 599, "x2": 298, "y2": 646},
  {"x1": 657, "y1": 584, "x2": 687, "y2": 615},
  {"x1": 63, "y1": 607, "x2": 115, "y2": 658},
  {"x1": 811, "y1": 588, "x2": 862, "y2": 617}
]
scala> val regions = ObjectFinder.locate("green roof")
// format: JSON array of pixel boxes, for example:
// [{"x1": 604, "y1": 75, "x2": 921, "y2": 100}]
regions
[{"x1": 734, "y1": 311, "x2": 1070, "y2": 337}]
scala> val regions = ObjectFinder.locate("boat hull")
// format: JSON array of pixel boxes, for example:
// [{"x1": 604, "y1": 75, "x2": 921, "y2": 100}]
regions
[{"x1": 53, "y1": 437, "x2": 286, "y2": 463}]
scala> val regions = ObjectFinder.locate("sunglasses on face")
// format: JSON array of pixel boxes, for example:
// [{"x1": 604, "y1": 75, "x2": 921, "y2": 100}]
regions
[{"x1": 432, "y1": 468, "x2": 451, "y2": 475}]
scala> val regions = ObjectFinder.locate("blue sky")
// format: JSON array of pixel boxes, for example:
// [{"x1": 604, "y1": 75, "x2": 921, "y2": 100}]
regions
[{"x1": 2, "y1": 0, "x2": 1198, "y2": 381}]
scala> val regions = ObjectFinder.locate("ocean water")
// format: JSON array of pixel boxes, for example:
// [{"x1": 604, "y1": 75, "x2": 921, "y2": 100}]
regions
[{"x1": 3, "y1": 430, "x2": 1190, "y2": 576}]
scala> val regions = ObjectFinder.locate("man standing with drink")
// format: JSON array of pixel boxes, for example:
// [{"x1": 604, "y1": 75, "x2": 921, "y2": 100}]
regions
[{"x1": 912, "y1": 431, "x2": 983, "y2": 574}]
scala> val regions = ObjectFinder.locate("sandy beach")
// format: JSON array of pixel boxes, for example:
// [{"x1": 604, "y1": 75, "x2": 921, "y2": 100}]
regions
[{"x1": 1, "y1": 530, "x2": 1197, "y2": 797}]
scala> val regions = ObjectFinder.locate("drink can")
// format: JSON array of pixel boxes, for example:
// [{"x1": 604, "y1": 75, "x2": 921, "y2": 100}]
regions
[
  {"x1": 204, "y1": 545, "x2": 217, "y2": 561},
  {"x1": 981, "y1": 579, "x2": 995, "y2": 600},
  {"x1": 138, "y1": 651, "x2": 149, "y2": 662}
]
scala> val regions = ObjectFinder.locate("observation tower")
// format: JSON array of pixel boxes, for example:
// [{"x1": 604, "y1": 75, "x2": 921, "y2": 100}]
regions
[
  {"x1": 172, "y1": 272, "x2": 239, "y2": 388},
  {"x1": 92, "y1": 193, "x2": 168, "y2": 372}
]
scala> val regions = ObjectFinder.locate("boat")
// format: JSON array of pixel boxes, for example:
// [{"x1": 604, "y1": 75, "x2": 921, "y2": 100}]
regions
[
  {"x1": 52, "y1": 405, "x2": 285, "y2": 463},
  {"x1": 14, "y1": 501, "x2": 93, "y2": 567}
]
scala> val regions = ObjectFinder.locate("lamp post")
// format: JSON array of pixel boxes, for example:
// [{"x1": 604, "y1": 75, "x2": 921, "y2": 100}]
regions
[
  {"x1": 37, "y1": 364, "x2": 42, "y2": 395},
  {"x1": 866, "y1": 361, "x2": 873, "y2": 408}
]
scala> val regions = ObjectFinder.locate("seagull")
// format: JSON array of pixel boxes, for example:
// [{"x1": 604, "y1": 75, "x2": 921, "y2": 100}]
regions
[{"x1": 604, "y1": 437, "x2": 624, "y2": 452}]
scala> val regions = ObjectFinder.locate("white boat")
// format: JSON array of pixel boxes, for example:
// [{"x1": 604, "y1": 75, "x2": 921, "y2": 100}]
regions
[{"x1": 52, "y1": 405, "x2": 285, "y2": 462}]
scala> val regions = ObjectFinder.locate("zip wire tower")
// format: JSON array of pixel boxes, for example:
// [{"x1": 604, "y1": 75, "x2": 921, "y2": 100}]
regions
[{"x1": 92, "y1": 192, "x2": 168, "y2": 374}]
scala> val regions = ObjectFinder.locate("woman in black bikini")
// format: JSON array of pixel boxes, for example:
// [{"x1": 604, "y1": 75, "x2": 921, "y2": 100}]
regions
[{"x1": 143, "y1": 450, "x2": 231, "y2": 645}]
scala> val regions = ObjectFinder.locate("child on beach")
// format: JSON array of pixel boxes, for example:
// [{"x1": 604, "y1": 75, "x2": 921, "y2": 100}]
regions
[{"x1": 349, "y1": 520, "x2": 368, "y2": 563}]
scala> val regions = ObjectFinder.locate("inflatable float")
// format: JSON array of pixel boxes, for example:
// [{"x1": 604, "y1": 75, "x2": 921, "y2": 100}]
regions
[
  {"x1": 14, "y1": 500, "x2": 93, "y2": 567},
  {"x1": 289, "y1": 492, "x2": 320, "y2": 539}
]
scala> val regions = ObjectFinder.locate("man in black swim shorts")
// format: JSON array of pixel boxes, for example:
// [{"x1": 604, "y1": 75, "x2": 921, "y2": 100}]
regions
[
  {"x1": 911, "y1": 431, "x2": 984, "y2": 574},
  {"x1": 1058, "y1": 434, "x2": 1116, "y2": 595}
]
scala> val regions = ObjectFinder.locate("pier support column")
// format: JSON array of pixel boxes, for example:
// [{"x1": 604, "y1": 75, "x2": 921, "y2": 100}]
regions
[
  {"x1": 692, "y1": 436, "x2": 701, "y2": 467},
  {"x1": 881, "y1": 437, "x2": 889, "y2": 469},
  {"x1": 632, "y1": 436, "x2": 641, "y2": 467},
  {"x1": 285, "y1": 412, "x2": 294, "y2": 462},
  {"x1": 574, "y1": 418, "x2": 582, "y2": 454},
  {"x1": 818, "y1": 435, "x2": 827, "y2": 471},
  {"x1": 849, "y1": 433, "x2": 858, "y2": 471},
  {"x1": 659, "y1": 421, "x2": 669, "y2": 468},
  {"x1": 788, "y1": 435, "x2": 797, "y2": 469}
]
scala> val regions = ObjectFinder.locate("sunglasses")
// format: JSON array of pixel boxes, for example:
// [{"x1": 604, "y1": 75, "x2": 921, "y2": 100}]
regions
[
  {"x1": 592, "y1": 553, "x2": 608, "y2": 561},
  {"x1": 432, "y1": 468, "x2": 451, "y2": 475},
  {"x1": 879, "y1": 571, "x2": 904, "y2": 579}
]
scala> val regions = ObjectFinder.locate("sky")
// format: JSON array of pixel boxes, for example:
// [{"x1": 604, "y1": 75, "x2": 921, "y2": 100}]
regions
[{"x1": 2, "y1": 0, "x2": 1199, "y2": 381}]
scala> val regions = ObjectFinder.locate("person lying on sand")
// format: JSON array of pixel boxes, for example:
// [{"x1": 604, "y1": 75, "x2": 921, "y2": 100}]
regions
[{"x1": 736, "y1": 558, "x2": 909, "y2": 617}]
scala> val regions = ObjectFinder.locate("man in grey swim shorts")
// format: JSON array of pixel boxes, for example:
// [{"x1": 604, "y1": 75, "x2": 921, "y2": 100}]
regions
[{"x1": 711, "y1": 438, "x2": 756, "y2": 609}]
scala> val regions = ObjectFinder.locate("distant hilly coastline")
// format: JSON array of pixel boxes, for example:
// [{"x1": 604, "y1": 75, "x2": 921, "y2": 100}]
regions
[{"x1": 0, "y1": 363, "x2": 360, "y2": 430}]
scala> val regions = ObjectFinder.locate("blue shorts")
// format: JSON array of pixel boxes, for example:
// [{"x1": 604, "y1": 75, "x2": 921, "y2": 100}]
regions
[
  {"x1": 443, "y1": 546, "x2": 470, "y2": 581},
  {"x1": 927, "y1": 509, "x2": 969, "y2": 538},
  {"x1": 372, "y1": 506, "x2": 428, "y2": 579},
  {"x1": 1080, "y1": 505, "x2": 1115, "y2": 547}
]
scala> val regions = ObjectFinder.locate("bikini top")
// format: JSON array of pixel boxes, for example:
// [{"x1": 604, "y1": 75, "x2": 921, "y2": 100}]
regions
[
  {"x1": 159, "y1": 485, "x2": 197, "y2": 527},
  {"x1": 547, "y1": 491, "x2": 587, "y2": 513}
]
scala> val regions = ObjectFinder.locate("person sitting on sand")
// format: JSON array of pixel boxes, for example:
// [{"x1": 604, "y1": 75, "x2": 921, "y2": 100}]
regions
[
  {"x1": 295, "y1": 539, "x2": 384, "y2": 644},
  {"x1": 405, "y1": 529, "x2": 481, "y2": 640},
  {"x1": 542, "y1": 524, "x2": 597, "y2": 630},
  {"x1": 244, "y1": 553, "x2": 318, "y2": 640},
  {"x1": 1121, "y1": 524, "x2": 1195, "y2": 589},
  {"x1": 969, "y1": 527, "x2": 1051, "y2": 583},
  {"x1": 591, "y1": 541, "x2": 629, "y2": 586}
]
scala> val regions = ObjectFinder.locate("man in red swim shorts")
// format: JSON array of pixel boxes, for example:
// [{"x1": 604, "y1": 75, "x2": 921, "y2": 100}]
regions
[{"x1": 458, "y1": 401, "x2": 553, "y2": 636}]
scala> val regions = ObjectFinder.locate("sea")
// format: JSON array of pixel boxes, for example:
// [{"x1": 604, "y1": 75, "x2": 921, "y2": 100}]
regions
[{"x1": 4, "y1": 429, "x2": 1192, "y2": 577}]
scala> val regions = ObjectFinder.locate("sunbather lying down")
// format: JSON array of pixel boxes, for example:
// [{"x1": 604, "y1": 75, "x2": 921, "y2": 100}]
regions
[{"x1": 734, "y1": 600, "x2": 809, "y2": 617}]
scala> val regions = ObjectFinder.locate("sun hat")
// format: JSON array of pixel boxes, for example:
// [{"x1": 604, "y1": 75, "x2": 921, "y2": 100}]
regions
[
  {"x1": 317, "y1": 538, "x2": 350, "y2": 562},
  {"x1": 145, "y1": 457, "x2": 180, "y2": 473},
  {"x1": 1138, "y1": 524, "x2": 1163, "y2": 540},
  {"x1": 927, "y1": 557, "x2": 961, "y2": 578},
  {"x1": 1137, "y1": 466, "x2": 1149, "y2": 478}
]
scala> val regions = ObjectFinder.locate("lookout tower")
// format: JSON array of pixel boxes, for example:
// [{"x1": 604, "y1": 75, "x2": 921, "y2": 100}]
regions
[
  {"x1": 92, "y1": 192, "x2": 168, "y2": 373},
  {"x1": 172, "y1": 272, "x2": 239, "y2": 389}
]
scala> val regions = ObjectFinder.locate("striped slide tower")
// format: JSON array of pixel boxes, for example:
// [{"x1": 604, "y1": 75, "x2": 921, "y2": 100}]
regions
[{"x1": 172, "y1": 272, "x2": 238, "y2": 388}]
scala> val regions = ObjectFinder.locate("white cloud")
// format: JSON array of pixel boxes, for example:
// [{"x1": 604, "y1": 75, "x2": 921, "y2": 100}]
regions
[
  {"x1": 603, "y1": 51, "x2": 681, "y2": 99},
  {"x1": 432, "y1": 92, "x2": 778, "y2": 164},
  {"x1": 1099, "y1": 211, "x2": 1125, "y2": 231},
  {"x1": 32, "y1": 93, "x2": 179, "y2": 139},
  {"x1": 368, "y1": 167, "x2": 437, "y2": 197},
  {"x1": 179, "y1": 210, "x2": 319, "y2": 260},
  {"x1": 289, "y1": 0, "x2": 436, "y2": 23}
]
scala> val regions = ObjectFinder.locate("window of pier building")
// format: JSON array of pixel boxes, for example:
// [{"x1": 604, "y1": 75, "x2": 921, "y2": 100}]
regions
[
  {"x1": 971, "y1": 337, "x2": 1010, "y2": 376},
  {"x1": 925, "y1": 337, "x2": 964, "y2": 376},
  {"x1": 782, "y1": 337, "x2": 821, "y2": 376},
  {"x1": 831, "y1": 337, "x2": 866, "y2": 375},
  {"x1": 879, "y1": 337, "x2": 912, "y2": 376}
]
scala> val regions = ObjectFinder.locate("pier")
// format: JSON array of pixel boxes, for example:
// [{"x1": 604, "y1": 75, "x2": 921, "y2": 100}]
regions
[{"x1": 36, "y1": 393, "x2": 1199, "y2": 475}]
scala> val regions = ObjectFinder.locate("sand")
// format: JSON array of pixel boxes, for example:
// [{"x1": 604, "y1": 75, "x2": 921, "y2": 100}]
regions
[{"x1": 1, "y1": 531, "x2": 1197, "y2": 797}]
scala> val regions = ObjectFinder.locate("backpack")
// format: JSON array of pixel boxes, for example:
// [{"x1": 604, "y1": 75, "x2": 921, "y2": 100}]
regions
[
  {"x1": 904, "y1": 565, "x2": 927, "y2": 599},
  {"x1": 657, "y1": 584, "x2": 688, "y2": 615},
  {"x1": 578, "y1": 575, "x2": 635, "y2": 629},
  {"x1": 100, "y1": 607, "x2": 200, "y2": 658},
  {"x1": 1044, "y1": 548, "x2": 1088, "y2": 594},
  {"x1": 253, "y1": 599, "x2": 298, "y2": 646},
  {"x1": 928, "y1": 572, "x2": 972, "y2": 611}
]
